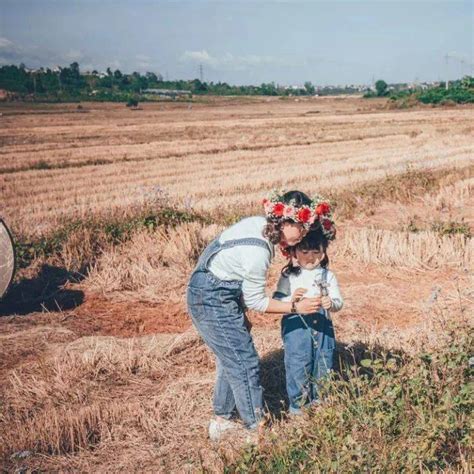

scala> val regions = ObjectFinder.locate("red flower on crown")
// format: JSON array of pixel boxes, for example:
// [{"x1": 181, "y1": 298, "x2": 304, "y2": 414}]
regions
[
  {"x1": 262, "y1": 190, "x2": 337, "y2": 240},
  {"x1": 297, "y1": 207, "x2": 312, "y2": 223},
  {"x1": 273, "y1": 202, "x2": 285, "y2": 217},
  {"x1": 322, "y1": 218, "x2": 332, "y2": 230},
  {"x1": 316, "y1": 202, "x2": 331, "y2": 216}
]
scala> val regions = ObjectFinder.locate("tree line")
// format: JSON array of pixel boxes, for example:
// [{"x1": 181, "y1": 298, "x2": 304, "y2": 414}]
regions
[
  {"x1": 366, "y1": 78, "x2": 474, "y2": 104},
  {"x1": 0, "y1": 62, "x2": 364, "y2": 101},
  {"x1": 1, "y1": 62, "x2": 472, "y2": 104}
]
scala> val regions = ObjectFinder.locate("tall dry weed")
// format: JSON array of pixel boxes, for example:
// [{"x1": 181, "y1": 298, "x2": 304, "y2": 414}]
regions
[
  {"x1": 338, "y1": 227, "x2": 473, "y2": 270},
  {"x1": 85, "y1": 222, "x2": 222, "y2": 302}
]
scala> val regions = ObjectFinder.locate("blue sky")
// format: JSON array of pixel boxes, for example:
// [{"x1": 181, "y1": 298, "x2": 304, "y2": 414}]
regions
[{"x1": 0, "y1": 0, "x2": 472, "y2": 85}]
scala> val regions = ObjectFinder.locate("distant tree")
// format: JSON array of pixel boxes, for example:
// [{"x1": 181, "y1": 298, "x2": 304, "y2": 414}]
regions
[
  {"x1": 59, "y1": 62, "x2": 84, "y2": 92},
  {"x1": 191, "y1": 78, "x2": 208, "y2": 93},
  {"x1": 260, "y1": 82, "x2": 278, "y2": 96},
  {"x1": 126, "y1": 96, "x2": 139, "y2": 108},
  {"x1": 375, "y1": 79, "x2": 388, "y2": 97},
  {"x1": 106, "y1": 67, "x2": 113, "y2": 76},
  {"x1": 145, "y1": 72, "x2": 158, "y2": 83},
  {"x1": 70, "y1": 62, "x2": 80, "y2": 75},
  {"x1": 461, "y1": 76, "x2": 474, "y2": 89},
  {"x1": 41, "y1": 68, "x2": 61, "y2": 93},
  {"x1": 113, "y1": 69, "x2": 123, "y2": 80},
  {"x1": 0, "y1": 65, "x2": 31, "y2": 93},
  {"x1": 304, "y1": 81, "x2": 315, "y2": 95}
]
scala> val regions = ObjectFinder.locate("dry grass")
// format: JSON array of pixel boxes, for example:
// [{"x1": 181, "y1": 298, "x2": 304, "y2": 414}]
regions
[
  {"x1": 2, "y1": 286, "x2": 471, "y2": 472},
  {"x1": 85, "y1": 222, "x2": 222, "y2": 302},
  {"x1": 338, "y1": 226, "x2": 473, "y2": 270},
  {"x1": 422, "y1": 176, "x2": 474, "y2": 211},
  {"x1": 2, "y1": 100, "x2": 473, "y2": 236},
  {"x1": 1, "y1": 325, "x2": 285, "y2": 471}
]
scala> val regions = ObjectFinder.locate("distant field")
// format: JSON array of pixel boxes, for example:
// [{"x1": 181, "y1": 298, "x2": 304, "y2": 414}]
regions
[{"x1": 2, "y1": 97, "x2": 472, "y2": 236}]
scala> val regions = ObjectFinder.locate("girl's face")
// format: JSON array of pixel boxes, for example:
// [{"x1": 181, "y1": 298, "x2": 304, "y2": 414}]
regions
[
  {"x1": 295, "y1": 247, "x2": 325, "y2": 270},
  {"x1": 280, "y1": 222, "x2": 308, "y2": 247}
]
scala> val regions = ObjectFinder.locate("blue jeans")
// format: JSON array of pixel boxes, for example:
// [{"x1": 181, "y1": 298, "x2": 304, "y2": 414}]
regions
[
  {"x1": 187, "y1": 270, "x2": 263, "y2": 429},
  {"x1": 281, "y1": 312, "x2": 335, "y2": 414}
]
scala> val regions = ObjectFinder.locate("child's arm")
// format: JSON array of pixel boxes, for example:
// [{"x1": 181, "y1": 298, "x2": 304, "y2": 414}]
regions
[
  {"x1": 326, "y1": 271, "x2": 343, "y2": 312},
  {"x1": 321, "y1": 271, "x2": 344, "y2": 311}
]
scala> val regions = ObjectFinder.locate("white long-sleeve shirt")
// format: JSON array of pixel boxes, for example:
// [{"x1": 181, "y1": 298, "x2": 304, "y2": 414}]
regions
[
  {"x1": 273, "y1": 267, "x2": 343, "y2": 313},
  {"x1": 208, "y1": 216, "x2": 274, "y2": 312}
]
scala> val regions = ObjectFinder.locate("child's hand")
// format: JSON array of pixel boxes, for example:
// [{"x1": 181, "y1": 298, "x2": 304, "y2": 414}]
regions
[
  {"x1": 321, "y1": 296, "x2": 332, "y2": 310},
  {"x1": 292, "y1": 288, "x2": 307, "y2": 302},
  {"x1": 297, "y1": 297, "x2": 321, "y2": 314}
]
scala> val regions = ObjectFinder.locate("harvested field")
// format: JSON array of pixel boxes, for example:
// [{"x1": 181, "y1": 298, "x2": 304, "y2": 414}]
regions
[
  {"x1": 2, "y1": 98, "x2": 473, "y2": 235},
  {"x1": 1, "y1": 97, "x2": 473, "y2": 472}
]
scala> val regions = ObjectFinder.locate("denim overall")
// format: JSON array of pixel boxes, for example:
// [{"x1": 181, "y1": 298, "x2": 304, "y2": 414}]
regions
[
  {"x1": 281, "y1": 269, "x2": 336, "y2": 414},
  {"x1": 186, "y1": 236, "x2": 272, "y2": 429}
]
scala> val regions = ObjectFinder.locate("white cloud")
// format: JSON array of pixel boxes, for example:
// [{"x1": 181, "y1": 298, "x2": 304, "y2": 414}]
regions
[
  {"x1": 134, "y1": 54, "x2": 154, "y2": 71},
  {"x1": 0, "y1": 37, "x2": 14, "y2": 49},
  {"x1": 136, "y1": 54, "x2": 151, "y2": 62},
  {"x1": 181, "y1": 50, "x2": 217, "y2": 66},
  {"x1": 180, "y1": 49, "x2": 292, "y2": 71},
  {"x1": 63, "y1": 49, "x2": 85, "y2": 61}
]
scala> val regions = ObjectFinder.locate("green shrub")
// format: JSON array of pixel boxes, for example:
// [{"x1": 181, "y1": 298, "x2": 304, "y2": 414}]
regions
[
  {"x1": 431, "y1": 220, "x2": 472, "y2": 239},
  {"x1": 126, "y1": 97, "x2": 139, "y2": 108}
]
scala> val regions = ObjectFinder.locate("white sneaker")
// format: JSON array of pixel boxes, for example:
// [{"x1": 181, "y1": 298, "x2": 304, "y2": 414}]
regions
[{"x1": 208, "y1": 417, "x2": 238, "y2": 441}]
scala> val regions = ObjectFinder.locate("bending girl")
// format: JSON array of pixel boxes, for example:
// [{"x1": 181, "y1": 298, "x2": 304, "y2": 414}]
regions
[{"x1": 186, "y1": 190, "x2": 331, "y2": 441}]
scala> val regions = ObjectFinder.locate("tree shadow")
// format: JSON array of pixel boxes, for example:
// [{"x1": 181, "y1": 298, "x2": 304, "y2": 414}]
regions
[{"x1": 0, "y1": 264, "x2": 85, "y2": 316}]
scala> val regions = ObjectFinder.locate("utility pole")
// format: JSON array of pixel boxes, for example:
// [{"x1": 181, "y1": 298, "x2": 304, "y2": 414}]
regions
[
  {"x1": 199, "y1": 63, "x2": 204, "y2": 82},
  {"x1": 445, "y1": 54, "x2": 449, "y2": 90}
]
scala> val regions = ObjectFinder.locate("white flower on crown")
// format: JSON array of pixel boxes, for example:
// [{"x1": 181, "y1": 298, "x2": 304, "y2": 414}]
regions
[{"x1": 283, "y1": 205, "x2": 295, "y2": 218}]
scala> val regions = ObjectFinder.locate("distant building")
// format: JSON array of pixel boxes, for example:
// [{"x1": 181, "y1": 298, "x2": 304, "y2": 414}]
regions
[{"x1": 143, "y1": 89, "x2": 192, "y2": 98}]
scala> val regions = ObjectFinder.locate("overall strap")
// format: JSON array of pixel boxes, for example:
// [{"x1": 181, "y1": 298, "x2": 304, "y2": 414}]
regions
[
  {"x1": 321, "y1": 267, "x2": 331, "y2": 321},
  {"x1": 321, "y1": 267, "x2": 328, "y2": 283},
  {"x1": 203, "y1": 237, "x2": 272, "y2": 270}
]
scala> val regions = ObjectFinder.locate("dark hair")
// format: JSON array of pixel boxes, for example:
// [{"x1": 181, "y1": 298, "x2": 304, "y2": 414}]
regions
[
  {"x1": 280, "y1": 190, "x2": 312, "y2": 208},
  {"x1": 262, "y1": 190, "x2": 312, "y2": 244},
  {"x1": 282, "y1": 228, "x2": 329, "y2": 276}
]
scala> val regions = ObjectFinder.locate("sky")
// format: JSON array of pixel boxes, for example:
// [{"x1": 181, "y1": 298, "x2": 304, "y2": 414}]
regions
[{"x1": 0, "y1": 0, "x2": 472, "y2": 86}]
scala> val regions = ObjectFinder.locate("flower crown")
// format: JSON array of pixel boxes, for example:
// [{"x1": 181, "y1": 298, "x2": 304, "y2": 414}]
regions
[{"x1": 262, "y1": 190, "x2": 336, "y2": 241}]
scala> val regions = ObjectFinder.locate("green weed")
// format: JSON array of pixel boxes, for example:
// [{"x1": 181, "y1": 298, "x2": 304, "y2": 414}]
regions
[{"x1": 228, "y1": 323, "x2": 473, "y2": 472}]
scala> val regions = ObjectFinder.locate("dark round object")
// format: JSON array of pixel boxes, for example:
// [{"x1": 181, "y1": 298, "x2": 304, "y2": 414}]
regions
[{"x1": 0, "y1": 219, "x2": 15, "y2": 299}]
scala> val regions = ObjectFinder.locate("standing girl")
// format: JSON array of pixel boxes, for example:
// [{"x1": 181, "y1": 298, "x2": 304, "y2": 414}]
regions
[
  {"x1": 274, "y1": 223, "x2": 343, "y2": 415},
  {"x1": 186, "y1": 190, "x2": 331, "y2": 441}
]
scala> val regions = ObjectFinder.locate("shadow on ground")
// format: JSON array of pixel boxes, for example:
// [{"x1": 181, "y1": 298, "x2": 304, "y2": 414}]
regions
[
  {"x1": 0, "y1": 264, "x2": 84, "y2": 316},
  {"x1": 260, "y1": 340, "x2": 407, "y2": 420},
  {"x1": 261, "y1": 348, "x2": 288, "y2": 419}
]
